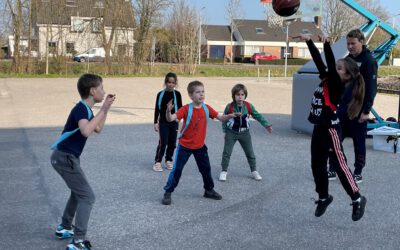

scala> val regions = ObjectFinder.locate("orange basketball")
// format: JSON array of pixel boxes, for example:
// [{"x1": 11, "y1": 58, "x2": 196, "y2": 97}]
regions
[{"x1": 272, "y1": 0, "x2": 301, "y2": 17}]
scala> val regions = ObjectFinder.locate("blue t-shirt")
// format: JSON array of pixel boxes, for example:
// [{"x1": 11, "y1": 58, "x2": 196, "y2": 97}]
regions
[{"x1": 57, "y1": 102, "x2": 93, "y2": 157}]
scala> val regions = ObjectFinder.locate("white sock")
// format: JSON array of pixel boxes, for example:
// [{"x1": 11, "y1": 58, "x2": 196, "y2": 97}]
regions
[{"x1": 353, "y1": 197, "x2": 361, "y2": 203}]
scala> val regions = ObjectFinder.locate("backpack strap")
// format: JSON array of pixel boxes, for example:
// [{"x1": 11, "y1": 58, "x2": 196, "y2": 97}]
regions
[
  {"x1": 178, "y1": 102, "x2": 209, "y2": 139},
  {"x1": 227, "y1": 102, "x2": 234, "y2": 114},
  {"x1": 51, "y1": 100, "x2": 93, "y2": 150},
  {"x1": 321, "y1": 78, "x2": 337, "y2": 112},
  {"x1": 244, "y1": 101, "x2": 252, "y2": 116},
  {"x1": 158, "y1": 90, "x2": 178, "y2": 112}
]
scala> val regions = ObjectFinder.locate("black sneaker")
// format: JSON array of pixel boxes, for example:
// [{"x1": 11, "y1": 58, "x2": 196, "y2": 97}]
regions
[
  {"x1": 327, "y1": 171, "x2": 337, "y2": 181},
  {"x1": 314, "y1": 195, "x2": 333, "y2": 217},
  {"x1": 352, "y1": 196, "x2": 367, "y2": 221},
  {"x1": 162, "y1": 192, "x2": 172, "y2": 205},
  {"x1": 354, "y1": 174, "x2": 363, "y2": 183},
  {"x1": 204, "y1": 189, "x2": 222, "y2": 200}
]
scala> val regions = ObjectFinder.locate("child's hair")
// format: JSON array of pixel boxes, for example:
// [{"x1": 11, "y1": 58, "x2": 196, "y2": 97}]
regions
[
  {"x1": 231, "y1": 83, "x2": 248, "y2": 102},
  {"x1": 346, "y1": 29, "x2": 365, "y2": 43},
  {"x1": 187, "y1": 80, "x2": 204, "y2": 94},
  {"x1": 77, "y1": 74, "x2": 103, "y2": 99},
  {"x1": 164, "y1": 72, "x2": 178, "y2": 86},
  {"x1": 338, "y1": 57, "x2": 365, "y2": 119}
]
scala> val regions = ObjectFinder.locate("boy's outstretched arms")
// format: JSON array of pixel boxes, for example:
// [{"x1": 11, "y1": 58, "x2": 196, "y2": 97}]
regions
[
  {"x1": 79, "y1": 94, "x2": 116, "y2": 137},
  {"x1": 166, "y1": 100, "x2": 178, "y2": 122},
  {"x1": 217, "y1": 112, "x2": 241, "y2": 122}
]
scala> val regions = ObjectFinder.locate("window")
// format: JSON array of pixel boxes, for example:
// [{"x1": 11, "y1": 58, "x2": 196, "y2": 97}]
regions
[
  {"x1": 245, "y1": 45, "x2": 261, "y2": 55},
  {"x1": 94, "y1": 1, "x2": 104, "y2": 8},
  {"x1": 66, "y1": 0, "x2": 76, "y2": 7},
  {"x1": 255, "y1": 28, "x2": 265, "y2": 34},
  {"x1": 71, "y1": 17, "x2": 84, "y2": 32},
  {"x1": 66, "y1": 43, "x2": 75, "y2": 54},
  {"x1": 92, "y1": 18, "x2": 102, "y2": 33},
  {"x1": 48, "y1": 42, "x2": 57, "y2": 54},
  {"x1": 117, "y1": 44, "x2": 127, "y2": 57}
]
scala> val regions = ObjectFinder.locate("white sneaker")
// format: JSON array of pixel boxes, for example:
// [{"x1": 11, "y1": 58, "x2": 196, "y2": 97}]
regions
[
  {"x1": 165, "y1": 161, "x2": 173, "y2": 170},
  {"x1": 153, "y1": 162, "x2": 163, "y2": 172},
  {"x1": 219, "y1": 171, "x2": 227, "y2": 182},
  {"x1": 251, "y1": 171, "x2": 262, "y2": 181}
]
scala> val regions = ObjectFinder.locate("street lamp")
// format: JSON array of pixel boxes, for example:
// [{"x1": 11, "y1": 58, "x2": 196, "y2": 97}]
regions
[
  {"x1": 283, "y1": 20, "x2": 292, "y2": 77},
  {"x1": 198, "y1": 7, "x2": 205, "y2": 65}
]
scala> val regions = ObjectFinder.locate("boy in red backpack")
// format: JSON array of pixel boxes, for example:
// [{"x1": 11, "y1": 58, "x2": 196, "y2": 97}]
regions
[{"x1": 219, "y1": 83, "x2": 272, "y2": 182}]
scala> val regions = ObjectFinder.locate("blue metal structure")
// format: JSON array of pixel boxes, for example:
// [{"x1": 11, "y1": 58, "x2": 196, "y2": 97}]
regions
[{"x1": 341, "y1": 0, "x2": 400, "y2": 129}]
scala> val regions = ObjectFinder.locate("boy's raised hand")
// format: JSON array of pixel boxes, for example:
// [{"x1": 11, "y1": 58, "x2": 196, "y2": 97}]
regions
[
  {"x1": 101, "y1": 94, "x2": 116, "y2": 112},
  {"x1": 166, "y1": 100, "x2": 174, "y2": 112},
  {"x1": 231, "y1": 112, "x2": 242, "y2": 118}
]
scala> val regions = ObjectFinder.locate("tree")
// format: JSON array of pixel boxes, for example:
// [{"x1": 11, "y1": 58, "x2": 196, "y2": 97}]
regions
[
  {"x1": 167, "y1": 0, "x2": 199, "y2": 74},
  {"x1": 132, "y1": 0, "x2": 170, "y2": 74},
  {"x1": 226, "y1": 0, "x2": 242, "y2": 64},
  {"x1": 322, "y1": 0, "x2": 389, "y2": 42},
  {"x1": 6, "y1": 0, "x2": 23, "y2": 72}
]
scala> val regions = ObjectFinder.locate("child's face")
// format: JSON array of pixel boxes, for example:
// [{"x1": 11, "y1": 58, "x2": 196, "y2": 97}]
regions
[
  {"x1": 234, "y1": 90, "x2": 246, "y2": 104},
  {"x1": 189, "y1": 85, "x2": 205, "y2": 104},
  {"x1": 91, "y1": 83, "x2": 105, "y2": 103},
  {"x1": 165, "y1": 77, "x2": 176, "y2": 91},
  {"x1": 336, "y1": 61, "x2": 351, "y2": 82}
]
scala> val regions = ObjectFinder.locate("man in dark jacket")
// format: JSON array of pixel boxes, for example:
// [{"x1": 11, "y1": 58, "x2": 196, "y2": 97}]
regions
[{"x1": 328, "y1": 29, "x2": 378, "y2": 183}]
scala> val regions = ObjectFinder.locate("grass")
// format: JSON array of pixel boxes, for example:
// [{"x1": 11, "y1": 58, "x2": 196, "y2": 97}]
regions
[{"x1": 0, "y1": 60, "x2": 399, "y2": 78}]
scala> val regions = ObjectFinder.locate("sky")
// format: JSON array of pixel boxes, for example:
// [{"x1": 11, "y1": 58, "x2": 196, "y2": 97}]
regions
[{"x1": 187, "y1": 0, "x2": 400, "y2": 29}]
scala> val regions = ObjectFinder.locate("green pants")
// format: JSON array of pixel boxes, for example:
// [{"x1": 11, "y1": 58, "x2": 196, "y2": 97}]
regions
[{"x1": 221, "y1": 129, "x2": 256, "y2": 172}]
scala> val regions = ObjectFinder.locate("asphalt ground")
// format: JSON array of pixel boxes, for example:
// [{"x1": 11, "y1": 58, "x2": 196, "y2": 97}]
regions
[{"x1": 1, "y1": 77, "x2": 400, "y2": 250}]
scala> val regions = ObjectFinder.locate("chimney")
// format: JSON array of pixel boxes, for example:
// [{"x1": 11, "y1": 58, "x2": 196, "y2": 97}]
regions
[{"x1": 314, "y1": 16, "x2": 322, "y2": 28}]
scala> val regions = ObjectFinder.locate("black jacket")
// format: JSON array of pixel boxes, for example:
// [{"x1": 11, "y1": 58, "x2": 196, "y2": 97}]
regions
[
  {"x1": 340, "y1": 46, "x2": 377, "y2": 116},
  {"x1": 307, "y1": 39, "x2": 344, "y2": 127}
]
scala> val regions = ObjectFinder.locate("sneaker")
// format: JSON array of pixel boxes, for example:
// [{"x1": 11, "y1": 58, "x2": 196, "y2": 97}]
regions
[
  {"x1": 165, "y1": 161, "x2": 173, "y2": 170},
  {"x1": 351, "y1": 196, "x2": 367, "y2": 221},
  {"x1": 219, "y1": 171, "x2": 227, "y2": 182},
  {"x1": 153, "y1": 162, "x2": 163, "y2": 172},
  {"x1": 55, "y1": 224, "x2": 74, "y2": 239},
  {"x1": 251, "y1": 171, "x2": 262, "y2": 181},
  {"x1": 314, "y1": 195, "x2": 333, "y2": 217},
  {"x1": 162, "y1": 192, "x2": 172, "y2": 205},
  {"x1": 204, "y1": 189, "x2": 222, "y2": 200},
  {"x1": 354, "y1": 174, "x2": 363, "y2": 183},
  {"x1": 327, "y1": 171, "x2": 337, "y2": 180},
  {"x1": 66, "y1": 239, "x2": 92, "y2": 250}
]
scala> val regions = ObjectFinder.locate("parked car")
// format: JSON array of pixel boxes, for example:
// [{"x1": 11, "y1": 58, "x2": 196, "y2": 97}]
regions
[
  {"x1": 73, "y1": 48, "x2": 111, "y2": 62},
  {"x1": 250, "y1": 52, "x2": 278, "y2": 62}
]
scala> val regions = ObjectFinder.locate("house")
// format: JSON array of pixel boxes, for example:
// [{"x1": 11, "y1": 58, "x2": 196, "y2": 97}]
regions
[
  {"x1": 31, "y1": 0, "x2": 135, "y2": 58},
  {"x1": 201, "y1": 25, "x2": 236, "y2": 61},
  {"x1": 201, "y1": 18, "x2": 323, "y2": 61}
]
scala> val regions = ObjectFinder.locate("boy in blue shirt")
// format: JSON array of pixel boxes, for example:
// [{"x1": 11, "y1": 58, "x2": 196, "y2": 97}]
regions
[{"x1": 50, "y1": 74, "x2": 115, "y2": 250}]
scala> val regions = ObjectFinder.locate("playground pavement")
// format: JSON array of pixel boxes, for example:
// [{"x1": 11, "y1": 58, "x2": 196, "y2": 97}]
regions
[{"x1": 1, "y1": 77, "x2": 399, "y2": 250}]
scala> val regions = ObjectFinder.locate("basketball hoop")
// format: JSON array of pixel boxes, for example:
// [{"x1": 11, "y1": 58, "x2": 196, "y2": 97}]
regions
[{"x1": 260, "y1": 0, "x2": 284, "y2": 28}]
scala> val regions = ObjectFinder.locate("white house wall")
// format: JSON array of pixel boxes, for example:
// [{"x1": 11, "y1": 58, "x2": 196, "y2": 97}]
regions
[{"x1": 37, "y1": 24, "x2": 134, "y2": 58}]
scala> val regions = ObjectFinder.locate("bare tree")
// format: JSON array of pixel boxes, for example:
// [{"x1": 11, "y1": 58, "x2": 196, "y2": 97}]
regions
[
  {"x1": 167, "y1": 0, "x2": 199, "y2": 74},
  {"x1": 132, "y1": 0, "x2": 170, "y2": 74},
  {"x1": 226, "y1": 0, "x2": 242, "y2": 64},
  {"x1": 322, "y1": 0, "x2": 389, "y2": 42},
  {"x1": 6, "y1": 0, "x2": 23, "y2": 72}
]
